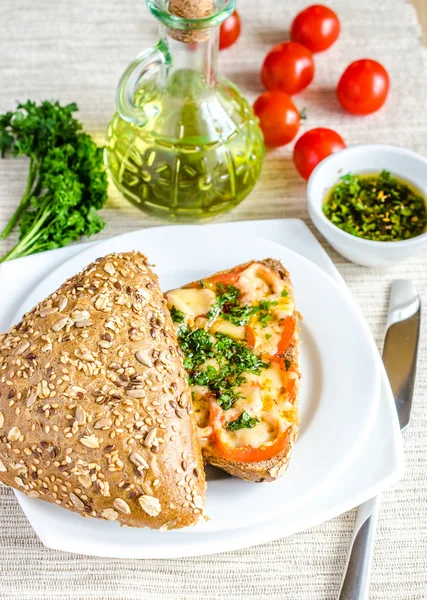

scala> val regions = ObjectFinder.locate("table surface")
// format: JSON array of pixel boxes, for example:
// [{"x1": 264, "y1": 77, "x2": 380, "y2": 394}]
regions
[
  {"x1": 413, "y1": 0, "x2": 427, "y2": 42},
  {"x1": 0, "y1": 1, "x2": 426, "y2": 599}
]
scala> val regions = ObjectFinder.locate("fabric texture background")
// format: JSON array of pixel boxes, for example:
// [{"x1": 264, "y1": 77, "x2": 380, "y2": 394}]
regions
[{"x1": 0, "y1": 0, "x2": 426, "y2": 598}]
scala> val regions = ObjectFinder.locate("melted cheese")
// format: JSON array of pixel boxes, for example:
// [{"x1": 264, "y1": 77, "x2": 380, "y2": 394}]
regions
[
  {"x1": 250, "y1": 320, "x2": 283, "y2": 356},
  {"x1": 236, "y1": 263, "x2": 284, "y2": 303},
  {"x1": 235, "y1": 264, "x2": 270, "y2": 303},
  {"x1": 271, "y1": 296, "x2": 294, "y2": 320},
  {"x1": 166, "y1": 287, "x2": 216, "y2": 319},
  {"x1": 230, "y1": 381, "x2": 263, "y2": 417},
  {"x1": 227, "y1": 419, "x2": 274, "y2": 447},
  {"x1": 210, "y1": 317, "x2": 245, "y2": 340}
]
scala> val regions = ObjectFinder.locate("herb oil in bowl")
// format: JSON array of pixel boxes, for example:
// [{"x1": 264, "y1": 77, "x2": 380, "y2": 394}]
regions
[{"x1": 323, "y1": 170, "x2": 427, "y2": 242}]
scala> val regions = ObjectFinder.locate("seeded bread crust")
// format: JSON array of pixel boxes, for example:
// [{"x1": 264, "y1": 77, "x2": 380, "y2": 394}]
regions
[
  {"x1": 187, "y1": 258, "x2": 301, "y2": 483},
  {"x1": 0, "y1": 252, "x2": 206, "y2": 529}
]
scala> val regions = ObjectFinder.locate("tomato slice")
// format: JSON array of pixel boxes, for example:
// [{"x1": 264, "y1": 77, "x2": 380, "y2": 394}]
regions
[
  {"x1": 245, "y1": 325, "x2": 256, "y2": 349},
  {"x1": 213, "y1": 428, "x2": 290, "y2": 462},
  {"x1": 203, "y1": 262, "x2": 252, "y2": 287},
  {"x1": 277, "y1": 316, "x2": 296, "y2": 354}
]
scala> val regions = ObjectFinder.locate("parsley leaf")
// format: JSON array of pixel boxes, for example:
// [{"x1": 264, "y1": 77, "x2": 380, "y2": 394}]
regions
[
  {"x1": 281, "y1": 289, "x2": 288, "y2": 297},
  {"x1": 285, "y1": 359, "x2": 291, "y2": 371},
  {"x1": 170, "y1": 305, "x2": 186, "y2": 323},
  {"x1": 226, "y1": 411, "x2": 259, "y2": 431}
]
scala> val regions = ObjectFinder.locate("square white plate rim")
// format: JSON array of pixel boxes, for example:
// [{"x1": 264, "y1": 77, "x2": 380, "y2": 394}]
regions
[{"x1": 0, "y1": 218, "x2": 404, "y2": 557}]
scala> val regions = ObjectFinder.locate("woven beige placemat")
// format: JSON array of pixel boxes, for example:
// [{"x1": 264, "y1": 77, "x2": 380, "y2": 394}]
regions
[{"x1": 0, "y1": 0, "x2": 426, "y2": 598}]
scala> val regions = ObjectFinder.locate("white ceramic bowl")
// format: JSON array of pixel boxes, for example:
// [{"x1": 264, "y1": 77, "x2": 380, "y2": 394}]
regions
[{"x1": 307, "y1": 144, "x2": 427, "y2": 267}]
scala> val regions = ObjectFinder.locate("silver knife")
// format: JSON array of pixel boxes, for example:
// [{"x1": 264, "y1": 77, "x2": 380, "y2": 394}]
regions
[{"x1": 337, "y1": 280, "x2": 421, "y2": 600}]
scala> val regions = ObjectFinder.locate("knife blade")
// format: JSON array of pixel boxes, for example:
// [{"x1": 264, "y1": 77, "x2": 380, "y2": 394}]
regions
[
  {"x1": 338, "y1": 279, "x2": 421, "y2": 600},
  {"x1": 382, "y1": 280, "x2": 421, "y2": 430}
]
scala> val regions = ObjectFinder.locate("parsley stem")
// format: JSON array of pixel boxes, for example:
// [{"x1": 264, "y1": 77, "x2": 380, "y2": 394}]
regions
[
  {"x1": 0, "y1": 206, "x2": 51, "y2": 262},
  {"x1": 0, "y1": 159, "x2": 39, "y2": 239}
]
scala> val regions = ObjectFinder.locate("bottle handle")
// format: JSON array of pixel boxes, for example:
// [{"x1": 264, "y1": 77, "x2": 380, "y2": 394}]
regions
[{"x1": 116, "y1": 41, "x2": 169, "y2": 126}]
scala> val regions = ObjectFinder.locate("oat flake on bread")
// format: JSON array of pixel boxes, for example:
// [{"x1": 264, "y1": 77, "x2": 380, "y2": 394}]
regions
[{"x1": 0, "y1": 252, "x2": 206, "y2": 530}]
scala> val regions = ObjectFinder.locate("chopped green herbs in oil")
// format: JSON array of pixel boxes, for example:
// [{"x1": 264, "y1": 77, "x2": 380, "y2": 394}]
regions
[{"x1": 323, "y1": 170, "x2": 427, "y2": 241}]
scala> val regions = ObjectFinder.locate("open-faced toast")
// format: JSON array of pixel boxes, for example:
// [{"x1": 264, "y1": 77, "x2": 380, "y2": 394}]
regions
[
  {"x1": 165, "y1": 258, "x2": 301, "y2": 482},
  {"x1": 0, "y1": 252, "x2": 206, "y2": 529}
]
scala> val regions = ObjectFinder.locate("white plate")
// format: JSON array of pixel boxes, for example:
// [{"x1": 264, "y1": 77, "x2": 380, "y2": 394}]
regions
[
  {"x1": 1, "y1": 219, "x2": 402, "y2": 557},
  {"x1": 11, "y1": 227, "x2": 381, "y2": 536}
]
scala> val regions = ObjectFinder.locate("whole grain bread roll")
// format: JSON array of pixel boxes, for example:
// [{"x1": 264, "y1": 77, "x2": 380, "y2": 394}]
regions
[{"x1": 0, "y1": 252, "x2": 206, "y2": 529}]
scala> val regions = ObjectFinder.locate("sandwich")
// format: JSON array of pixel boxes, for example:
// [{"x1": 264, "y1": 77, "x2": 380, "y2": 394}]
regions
[{"x1": 166, "y1": 259, "x2": 301, "y2": 482}]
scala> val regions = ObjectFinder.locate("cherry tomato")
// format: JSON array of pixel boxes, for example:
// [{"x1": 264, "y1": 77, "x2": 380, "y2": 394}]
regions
[
  {"x1": 337, "y1": 59, "x2": 390, "y2": 115},
  {"x1": 219, "y1": 10, "x2": 241, "y2": 50},
  {"x1": 253, "y1": 92, "x2": 300, "y2": 147},
  {"x1": 291, "y1": 5, "x2": 340, "y2": 53},
  {"x1": 261, "y1": 42, "x2": 315, "y2": 95},
  {"x1": 293, "y1": 128, "x2": 346, "y2": 180}
]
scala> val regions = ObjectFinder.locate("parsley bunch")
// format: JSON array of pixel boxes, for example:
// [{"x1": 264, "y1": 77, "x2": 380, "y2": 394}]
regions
[{"x1": 0, "y1": 100, "x2": 108, "y2": 262}]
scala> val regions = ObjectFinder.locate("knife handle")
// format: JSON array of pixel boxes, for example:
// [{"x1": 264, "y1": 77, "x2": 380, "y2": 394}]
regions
[{"x1": 337, "y1": 495, "x2": 381, "y2": 600}]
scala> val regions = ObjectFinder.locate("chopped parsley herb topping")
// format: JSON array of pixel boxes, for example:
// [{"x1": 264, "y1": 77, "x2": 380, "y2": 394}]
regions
[
  {"x1": 177, "y1": 328, "x2": 269, "y2": 410},
  {"x1": 265, "y1": 333, "x2": 272, "y2": 340},
  {"x1": 323, "y1": 170, "x2": 427, "y2": 241},
  {"x1": 285, "y1": 359, "x2": 291, "y2": 371},
  {"x1": 170, "y1": 305, "x2": 186, "y2": 323},
  {"x1": 176, "y1": 280, "x2": 282, "y2": 411},
  {"x1": 205, "y1": 283, "x2": 280, "y2": 328},
  {"x1": 257, "y1": 299, "x2": 278, "y2": 328},
  {"x1": 178, "y1": 328, "x2": 214, "y2": 370},
  {"x1": 206, "y1": 284, "x2": 240, "y2": 321},
  {"x1": 281, "y1": 289, "x2": 288, "y2": 297},
  {"x1": 224, "y1": 303, "x2": 256, "y2": 326},
  {"x1": 226, "y1": 411, "x2": 259, "y2": 431}
]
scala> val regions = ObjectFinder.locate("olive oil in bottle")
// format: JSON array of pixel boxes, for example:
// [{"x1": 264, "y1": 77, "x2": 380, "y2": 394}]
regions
[{"x1": 105, "y1": 1, "x2": 264, "y2": 222}]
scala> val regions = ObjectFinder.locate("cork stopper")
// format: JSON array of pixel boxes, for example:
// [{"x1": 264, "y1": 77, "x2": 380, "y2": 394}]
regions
[{"x1": 168, "y1": 0, "x2": 214, "y2": 43}]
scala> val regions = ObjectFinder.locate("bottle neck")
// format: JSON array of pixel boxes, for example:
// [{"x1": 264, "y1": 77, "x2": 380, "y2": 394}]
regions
[{"x1": 159, "y1": 24, "x2": 219, "y2": 94}]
